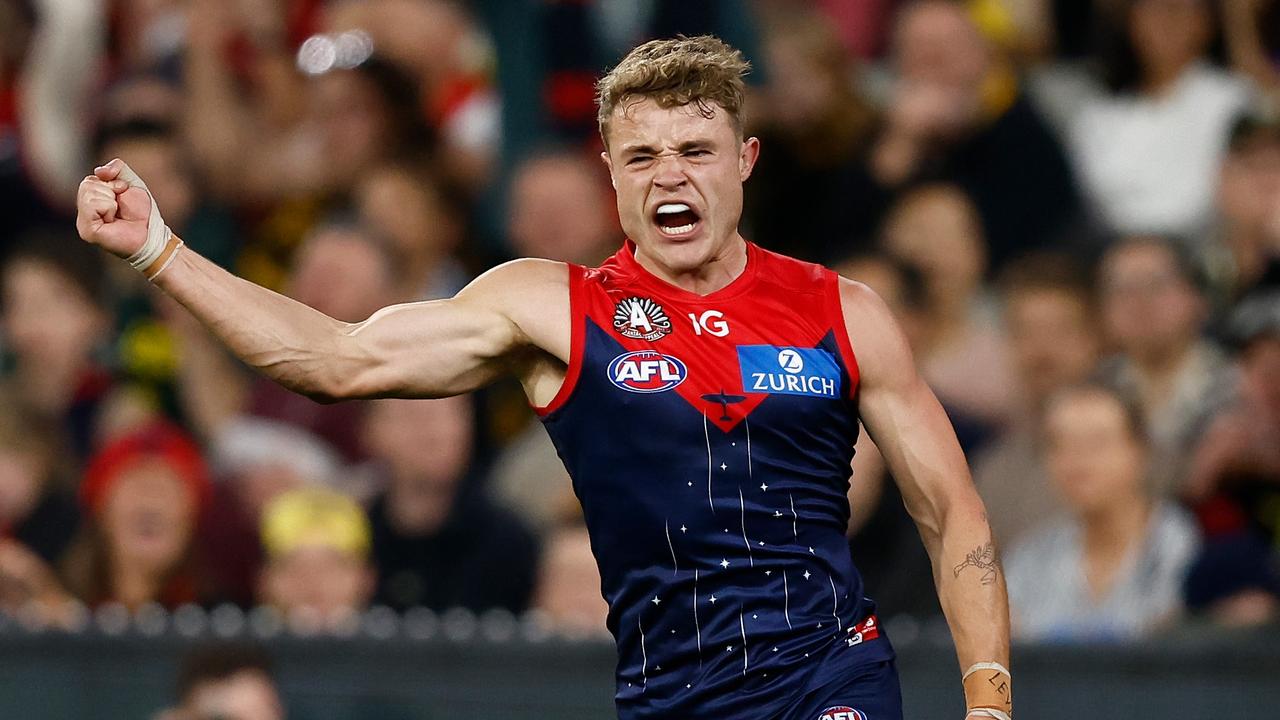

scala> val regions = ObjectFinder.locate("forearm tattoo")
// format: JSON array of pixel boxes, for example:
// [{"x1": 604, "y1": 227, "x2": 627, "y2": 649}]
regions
[{"x1": 953, "y1": 542, "x2": 999, "y2": 586}]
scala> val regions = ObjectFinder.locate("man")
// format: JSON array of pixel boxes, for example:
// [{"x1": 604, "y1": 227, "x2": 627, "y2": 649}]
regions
[{"x1": 78, "y1": 35, "x2": 1009, "y2": 720}]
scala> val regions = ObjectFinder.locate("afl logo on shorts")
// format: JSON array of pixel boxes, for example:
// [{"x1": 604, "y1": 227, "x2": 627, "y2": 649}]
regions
[
  {"x1": 817, "y1": 707, "x2": 867, "y2": 720},
  {"x1": 608, "y1": 351, "x2": 687, "y2": 394},
  {"x1": 614, "y1": 297, "x2": 672, "y2": 340}
]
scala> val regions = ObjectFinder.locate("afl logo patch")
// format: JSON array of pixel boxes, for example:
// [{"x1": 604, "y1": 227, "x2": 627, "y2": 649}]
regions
[
  {"x1": 614, "y1": 297, "x2": 672, "y2": 340},
  {"x1": 608, "y1": 351, "x2": 687, "y2": 394},
  {"x1": 817, "y1": 708, "x2": 867, "y2": 720}
]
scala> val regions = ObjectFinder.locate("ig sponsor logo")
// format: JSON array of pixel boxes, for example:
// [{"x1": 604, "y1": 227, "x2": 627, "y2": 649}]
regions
[
  {"x1": 817, "y1": 707, "x2": 867, "y2": 720},
  {"x1": 607, "y1": 351, "x2": 687, "y2": 394}
]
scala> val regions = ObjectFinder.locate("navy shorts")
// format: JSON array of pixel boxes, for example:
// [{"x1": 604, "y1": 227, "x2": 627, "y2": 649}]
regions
[{"x1": 782, "y1": 659, "x2": 904, "y2": 720}]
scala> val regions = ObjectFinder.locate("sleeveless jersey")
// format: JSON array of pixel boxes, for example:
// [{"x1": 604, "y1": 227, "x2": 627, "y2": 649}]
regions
[{"x1": 537, "y1": 241, "x2": 893, "y2": 720}]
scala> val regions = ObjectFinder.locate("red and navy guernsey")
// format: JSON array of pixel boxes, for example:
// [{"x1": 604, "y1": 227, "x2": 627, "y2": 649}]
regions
[{"x1": 536, "y1": 240, "x2": 894, "y2": 719}]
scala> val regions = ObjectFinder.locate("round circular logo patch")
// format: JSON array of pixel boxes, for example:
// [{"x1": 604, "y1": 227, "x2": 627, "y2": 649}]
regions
[{"x1": 614, "y1": 297, "x2": 672, "y2": 341}]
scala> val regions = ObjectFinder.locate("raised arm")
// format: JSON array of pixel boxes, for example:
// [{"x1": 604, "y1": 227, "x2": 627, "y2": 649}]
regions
[
  {"x1": 76, "y1": 160, "x2": 568, "y2": 402},
  {"x1": 840, "y1": 279, "x2": 1012, "y2": 720}
]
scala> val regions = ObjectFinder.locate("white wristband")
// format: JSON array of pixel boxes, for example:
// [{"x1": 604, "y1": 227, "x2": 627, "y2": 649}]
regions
[
  {"x1": 115, "y1": 162, "x2": 173, "y2": 273},
  {"x1": 963, "y1": 661, "x2": 1011, "y2": 680},
  {"x1": 967, "y1": 710, "x2": 1011, "y2": 720}
]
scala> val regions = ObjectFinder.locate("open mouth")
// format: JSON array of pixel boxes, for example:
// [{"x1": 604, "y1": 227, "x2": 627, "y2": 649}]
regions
[{"x1": 653, "y1": 202, "x2": 701, "y2": 237}]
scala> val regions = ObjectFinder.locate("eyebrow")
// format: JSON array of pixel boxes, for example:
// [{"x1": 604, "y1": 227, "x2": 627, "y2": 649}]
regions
[{"x1": 620, "y1": 140, "x2": 714, "y2": 156}]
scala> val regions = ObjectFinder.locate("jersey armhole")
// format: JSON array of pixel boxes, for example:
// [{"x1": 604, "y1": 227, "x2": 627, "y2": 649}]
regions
[
  {"x1": 826, "y1": 271, "x2": 862, "y2": 402},
  {"x1": 532, "y1": 263, "x2": 585, "y2": 417}
]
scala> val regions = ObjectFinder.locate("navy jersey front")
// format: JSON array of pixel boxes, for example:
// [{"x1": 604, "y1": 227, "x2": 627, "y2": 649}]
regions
[{"x1": 537, "y1": 242, "x2": 894, "y2": 719}]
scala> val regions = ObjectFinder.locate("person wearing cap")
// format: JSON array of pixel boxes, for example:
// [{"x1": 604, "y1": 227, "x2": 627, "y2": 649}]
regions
[
  {"x1": 258, "y1": 487, "x2": 374, "y2": 628},
  {"x1": 62, "y1": 422, "x2": 212, "y2": 609}
]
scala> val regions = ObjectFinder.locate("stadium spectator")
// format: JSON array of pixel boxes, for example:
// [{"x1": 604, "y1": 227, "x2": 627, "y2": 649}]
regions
[
  {"x1": 1, "y1": 232, "x2": 113, "y2": 464},
  {"x1": 198, "y1": 417, "x2": 343, "y2": 607},
  {"x1": 354, "y1": 160, "x2": 470, "y2": 300},
  {"x1": 1098, "y1": 235, "x2": 1235, "y2": 494},
  {"x1": 363, "y1": 397, "x2": 538, "y2": 614},
  {"x1": 531, "y1": 524, "x2": 609, "y2": 637},
  {"x1": 1210, "y1": 112, "x2": 1280, "y2": 303},
  {"x1": 258, "y1": 487, "x2": 374, "y2": 630},
  {"x1": 880, "y1": 184, "x2": 1015, "y2": 427},
  {"x1": 1185, "y1": 293, "x2": 1280, "y2": 535},
  {"x1": 742, "y1": 5, "x2": 878, "y2": 261},
  {"x1": 860, "y1": 0, "x2": 1081, "y2": 270},
  {"x1": 973, "y1": 252, "x2": 1102, "y2": 549},
  {"x1": 63, "y1": 423, "x2": 211, "y2": 609},
  {"x1": 1069, "y1": 0, "x2": 1253, "y2": 239},
  {"x1": 0, "y1": 397, "x2": 80, "y2": 624},
  {"x1": 505, "y1": 149, "x2": 618, "y2": 265},
  {"x1": 159, "y1": 642, "x2": 285, "y2": 720},
  {"x1": 1006, "y1": 382, "x2": 1200, "y2": 642}
]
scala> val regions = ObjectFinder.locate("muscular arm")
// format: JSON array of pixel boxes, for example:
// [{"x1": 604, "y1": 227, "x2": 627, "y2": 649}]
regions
[
  {"x1": 840, "y1": 279, "x2": 1010, "y2": 710},
  {"x1": 76, "y1": 160, "x2": 569, "y2": 403}
]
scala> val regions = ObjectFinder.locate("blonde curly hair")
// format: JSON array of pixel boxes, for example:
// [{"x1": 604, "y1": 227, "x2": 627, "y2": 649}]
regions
[{"x1": 596, "y1": 35, "x2": 751, "y2": 143}]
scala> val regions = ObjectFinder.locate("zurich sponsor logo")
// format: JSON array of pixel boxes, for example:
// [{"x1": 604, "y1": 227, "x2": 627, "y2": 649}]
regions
[
  {"x1": 608, "y1": 351, "x2": 688, "y2": 394},
  {"x1": 817, "y1": 707, "x2": 867, "y2": 720},
  {"x1": 738, "y1": 345, "x2": 841, "y2": 399}
]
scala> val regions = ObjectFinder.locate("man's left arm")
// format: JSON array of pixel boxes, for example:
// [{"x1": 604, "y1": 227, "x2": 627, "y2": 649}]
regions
[{"x1": 839, "y1": 279, "x2": 1012, "y2": 720}]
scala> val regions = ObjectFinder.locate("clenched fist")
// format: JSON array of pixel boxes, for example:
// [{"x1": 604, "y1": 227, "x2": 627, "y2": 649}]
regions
[{"x1": 75, "y1": 158, "x2": 153, "y2": 259}]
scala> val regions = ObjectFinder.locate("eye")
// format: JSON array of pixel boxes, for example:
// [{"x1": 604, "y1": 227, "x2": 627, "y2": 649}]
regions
[
  {"x1": 627, "y1": 155, "x2": 653, "y2": 166},
  {"x1": 685, "y1": 149, "x2": 710, "y2": 158}
]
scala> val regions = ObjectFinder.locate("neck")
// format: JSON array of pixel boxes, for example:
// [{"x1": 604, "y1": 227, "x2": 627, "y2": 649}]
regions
[
  {"x1": 1142, "y1": 60, "x2": 1192, "y2": 96},
  {"x1": 1082, "y1": 495, "x2": 1150, "y2": 556},
  {"x1": 387, "y1": 480, "x2": 456, "y2": 537},
  {"x1": 634, "y1": 235, "x2": 749, "y2": 295},
  {"x1": 111, "y1": 562, "x2": 164, "y2": 609},
  {"x1": 1131, "y1": 340, "x2": 1195, "y2": 392}
]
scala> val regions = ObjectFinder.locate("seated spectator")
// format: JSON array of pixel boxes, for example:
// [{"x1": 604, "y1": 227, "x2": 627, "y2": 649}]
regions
[
  {"x1": 532, "y1": 524, "x2": 609, "y2": 637},
  {"x1": 1184, "y1": 295, "x2": 1280, "y2": 603},
  {"x1": 363, "y1": 397, "x2": 539, "y2": 614},
  {"x1": 258, "y1": 487, "x2": 374, "y2": 629},
  {"x1": 855, "y1": 0, "x2": 1081, "y2": 269},
  {"x1": 1069, "y1": 0, "x2": 1253, "y2": 239},
  {"x1": 742, "y1": 5, "x2": 878, "y2": 262},
  {"x1": 63, "y1": 423, "x2": 212, "y2": 609},
  {"x1": 973, "y1": 253, "x2": 1102, "y2": 549},
  {"x1": 1098, "y1": 235, "x2": 1235, "y2": 494},
  {"x1": 506, "y1": 149, "x2": 618, "y2": 265},
  {"x1": 1211, "y1": 112, "x2": 1280, "y2": 302},
  {"x1": 881, "y1": 184, "x2": 1015, "y2": 427},
  {"x1": 0, "y1": 395, "x2": 81, "y2": 623},
  {"x1": 158, "y1": 642, "x2": 285, "y2": 720},
  {"x1": 354, "y1": 160, "x2": 470, "y2": 300},
  {"x1": 1006, "y1": 382, "x2": 1200, "y2": 642},
  {"x1": 1, "y1": 231, "x2": 113, "y2": 464},
  {"x1": 199, "y1": 418, "x2": 344, "y2": 607}
]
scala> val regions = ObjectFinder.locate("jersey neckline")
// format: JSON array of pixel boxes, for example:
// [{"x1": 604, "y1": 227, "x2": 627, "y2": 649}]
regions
[{"x1": 616, "y1": 238, "x2": 761, "y2": 303}]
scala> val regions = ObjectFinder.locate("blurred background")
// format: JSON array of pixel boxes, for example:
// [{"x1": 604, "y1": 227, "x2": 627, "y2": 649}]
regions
[{"x1": 1, "y1": 0, "x2": 1279, "y2": 718}]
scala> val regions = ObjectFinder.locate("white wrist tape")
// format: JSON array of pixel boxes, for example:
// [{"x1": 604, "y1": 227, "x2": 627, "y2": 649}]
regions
[
  {"x1": 963, "y1": 661, "x2": 1011, "y2": 680},
  {"x1": 115, "y1": 162, "x2": 173, "y2": 273},
  {"x1": 967, "y1": 709, "x2": 1011, "y2": 720}
]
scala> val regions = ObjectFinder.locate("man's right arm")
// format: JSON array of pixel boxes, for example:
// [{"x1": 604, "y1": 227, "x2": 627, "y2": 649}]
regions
[{"x1": 77, "y1": 160, "x2": 564, "y2": 403}]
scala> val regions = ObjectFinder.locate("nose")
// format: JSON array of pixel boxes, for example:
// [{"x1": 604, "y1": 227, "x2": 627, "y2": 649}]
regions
[{"x1": 652, "y1": 155, "x2": 689, "y2": 189}]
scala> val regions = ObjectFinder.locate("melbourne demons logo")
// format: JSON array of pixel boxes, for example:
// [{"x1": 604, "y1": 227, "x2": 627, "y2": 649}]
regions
[
  {"x1": 613, "y1": 297, "x2": 672, "y2": 340},
  {"x1": 817, "y1": 707, "x2": 867, "y2": 720},
  {"x1": 608, "y1": 351, "x2": 687, "y2": 393}
]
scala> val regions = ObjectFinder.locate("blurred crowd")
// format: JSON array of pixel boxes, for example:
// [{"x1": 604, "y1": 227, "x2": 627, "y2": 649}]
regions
[{"x1": 0, "y1": 0, "x2": 1279, "y2": 656}]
